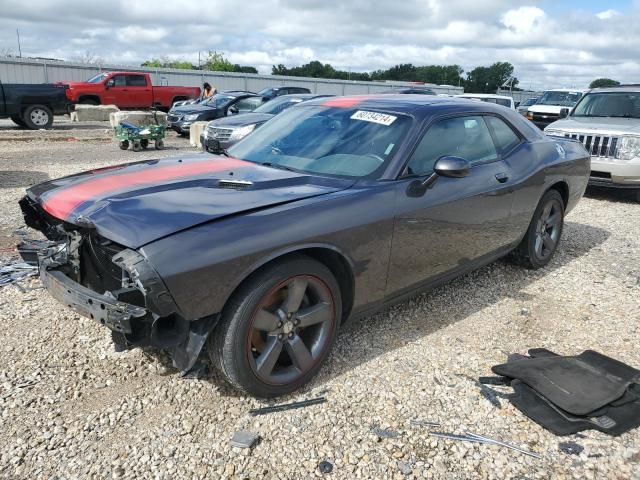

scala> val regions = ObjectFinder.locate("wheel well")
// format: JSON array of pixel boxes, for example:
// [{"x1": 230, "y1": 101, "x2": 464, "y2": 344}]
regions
[
  {"x1": 78, "y1": 95, "x2": 101, "y2": 104},
  {"x1": 548, "y1": 181, "x2": 569, "y2": 208},
  {"x1": 229, "y1": 249, "x2": 355, "y2": 323}
]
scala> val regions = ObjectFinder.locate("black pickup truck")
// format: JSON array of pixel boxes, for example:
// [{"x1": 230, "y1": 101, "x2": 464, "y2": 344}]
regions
[{"x1": 0, "y1": 81, "x2": 72, "y2": 129}]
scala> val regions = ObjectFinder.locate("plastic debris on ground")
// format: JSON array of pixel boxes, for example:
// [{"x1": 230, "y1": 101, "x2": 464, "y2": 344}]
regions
[
  {"x1": 0, "y1": 261, "x2": 38, "y2": 287},
  {"x1": 229, "y1": 430, "x2": 259, "y2": 449}
]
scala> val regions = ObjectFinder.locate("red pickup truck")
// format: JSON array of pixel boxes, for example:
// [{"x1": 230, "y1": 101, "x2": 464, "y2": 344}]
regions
[{"x1": 64, "y1": 72, "x2": 201, "y2": 110}]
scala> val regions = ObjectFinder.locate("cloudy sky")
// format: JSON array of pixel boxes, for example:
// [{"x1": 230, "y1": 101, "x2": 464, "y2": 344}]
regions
[{"x1": 1, "y1": 0, "x2": 639, "y2": 89}]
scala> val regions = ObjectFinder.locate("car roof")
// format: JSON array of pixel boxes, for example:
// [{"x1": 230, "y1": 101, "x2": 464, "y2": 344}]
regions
[
  {"x1": 302, "y1": 94, "x2": 526, "y2": 116},
  {"x1": 456, "y1": 94, "x2": 512, "y2": 100},
  {"x1": 544, "y1": 88, "x2": 588, "y2": 93},
  {"x1": 588, "y1": 86, "x2": 640, "y2": 93},
  {"x1": 273, "y1": 93, "x2": 333, "y2": 100}
]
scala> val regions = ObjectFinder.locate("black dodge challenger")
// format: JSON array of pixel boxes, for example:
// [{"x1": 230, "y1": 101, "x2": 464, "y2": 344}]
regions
[{"x1": 19, "y1": 95, "x2": 590, "y2": 397}]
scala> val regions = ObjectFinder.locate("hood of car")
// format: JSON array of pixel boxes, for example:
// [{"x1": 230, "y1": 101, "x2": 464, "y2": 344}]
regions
[
  {"x1": 208, "y1": 113, "x2": 274, "y2": 128},
  {"x1": 546, "y1": 117, "x2": 640, "y2": 135},
  {"x1": 528, "y1": 105, "x2": 567, "y2": 115},
  {"x1": 170, "y1": 104, "x2": 219, "y2": 115},
  {"x1": 26, "y1": 155, "x2": 354, "y2": 249}
]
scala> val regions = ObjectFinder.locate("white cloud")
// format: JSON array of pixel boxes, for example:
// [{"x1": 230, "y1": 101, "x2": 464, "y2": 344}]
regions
[
  {"x1": 501, "y1": 7, "x2": 545, "y2": 34},
  {"x1": 596, "y1": 9, "x2": 621, "y2": 20}
]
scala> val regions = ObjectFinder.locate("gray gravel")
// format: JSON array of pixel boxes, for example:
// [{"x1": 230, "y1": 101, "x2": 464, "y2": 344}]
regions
[{"x1": 1, "y1": 123, "x2": 639, "y2": 479}]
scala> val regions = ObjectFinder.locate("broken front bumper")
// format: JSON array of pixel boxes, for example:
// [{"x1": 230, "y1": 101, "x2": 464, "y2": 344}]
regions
[{"x1": 40, "y1": 266, "x2": 147, "y2": 334}]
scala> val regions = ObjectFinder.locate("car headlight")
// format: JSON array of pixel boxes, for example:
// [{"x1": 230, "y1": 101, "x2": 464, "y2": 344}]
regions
[
  {"x1": 183, "y1": 114, "x2": 199, "y2": 121},
  {"x1": 527, "y1": 112, "x2": 534, "y2": 120},
  {"x1": 616, "y1": 136, "x2": 640, "y2": 160},
  {"x1": 229, "y1": 124, "x2": 257, "y2": 141}
]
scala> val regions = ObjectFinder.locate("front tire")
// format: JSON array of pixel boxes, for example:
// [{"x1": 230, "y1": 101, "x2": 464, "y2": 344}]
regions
[
  {"x1": 512, "y1": 189, "x2": 565, "y2": 269},
  {"x1": 23, "y1": 105, "x2": 53, "y2": 129},
  {"x1": 208, "y1": 256, "x2": 342, "y2": 398}
]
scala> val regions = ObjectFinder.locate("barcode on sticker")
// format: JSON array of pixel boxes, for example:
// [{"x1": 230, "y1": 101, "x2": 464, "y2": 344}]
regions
[{"x1": 351, "y1": 110, "x2": 397, "y2": 126}]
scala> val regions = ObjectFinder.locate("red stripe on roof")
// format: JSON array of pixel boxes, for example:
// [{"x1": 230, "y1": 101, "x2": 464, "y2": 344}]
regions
[
  {"x1": 322, "y1": 96, "x2": 373, "y2": 108},
  {"x1": 42, "y1": 157, "x2": 248, "y2": 220}
]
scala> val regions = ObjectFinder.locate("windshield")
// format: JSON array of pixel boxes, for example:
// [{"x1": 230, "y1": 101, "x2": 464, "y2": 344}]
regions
[
  {"x1": 538, "y1": 91, "x2": 583, "y2": 107},
  {"x1": 87, "y1": 73, "x2": 108, "y2": 83},
  {"x1": 572, "y1": 92, "x2": 640, "y2": 118},
  {"x1": 200, "y1": 94, "x2": 236, "y2": 108},
  {"x1": 257, "y1": 88, "x2": 275, "y2": 97},
  {"x1": 253, "y1": 96, "x2": 305, "y2": 115},
  {"x1": 228, "y1": 105, "x2": 412, "y2": 178},
  {"x1": 522, "y1": 97, "x2": 538, "y2": 107}
]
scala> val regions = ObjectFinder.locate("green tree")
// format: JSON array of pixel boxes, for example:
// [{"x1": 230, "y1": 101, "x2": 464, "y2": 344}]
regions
[
  {"x1": 203, "y1": 50, "x2": 235, "y2": 72},
  {"x1": 141, "y1": 57, "x2": 194, "y2": 69},
  {"x1": 589, "y1": 78, "x2": 620, "y2": 88},
  {"x1": 465, "y1": 62, "x2": 518, "y2": 93}
]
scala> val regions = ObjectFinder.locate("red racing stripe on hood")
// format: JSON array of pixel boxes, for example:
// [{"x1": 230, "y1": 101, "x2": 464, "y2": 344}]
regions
[{"x1": 42, "y1": 157, "x2": 249, "y2": 220}]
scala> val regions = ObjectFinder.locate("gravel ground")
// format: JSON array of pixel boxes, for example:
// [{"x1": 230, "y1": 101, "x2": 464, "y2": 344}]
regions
[{"x1": 0, "y1": 122, "x2": 639, "y2": 480}]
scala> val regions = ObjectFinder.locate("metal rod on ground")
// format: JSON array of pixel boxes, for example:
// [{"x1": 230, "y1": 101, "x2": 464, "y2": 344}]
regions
[
  {"x1": 249, "y1": 396, "x2": 326, "y2": 416},
  {"x1": 466, "y1": 432, "x2": 541, "y2": 459}
]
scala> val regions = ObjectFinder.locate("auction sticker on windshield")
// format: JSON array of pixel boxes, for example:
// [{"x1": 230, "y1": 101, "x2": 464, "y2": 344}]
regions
[{"x1": 351, "y1": 110, "x2": 397, "y2": 126}]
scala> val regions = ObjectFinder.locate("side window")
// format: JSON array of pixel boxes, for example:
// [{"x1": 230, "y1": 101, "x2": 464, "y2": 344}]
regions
[
  {"x1": 405, "y1": 116, "x2": 498, "y2": 176},
  {"x1": 485, "y1": 116, "x2": 521, "y2": 154},
  {"x1": 234, "y1": 97, "x2": 264, "y2": 112},
  {"x1": 111, "y1": 75, "x2": 126, "y2": 87},
  {"x1": 126, "y1": 75, "x2": 147, "y2": 87}
]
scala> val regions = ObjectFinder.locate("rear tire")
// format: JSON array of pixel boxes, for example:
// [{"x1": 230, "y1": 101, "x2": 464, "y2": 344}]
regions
[
  {"x1": 208, "y1": 256, "x2": 341, "y2": 398},
  {"x1": 511, "y1": 189, "x2": 565, "y2": 269},
  {"x1": 132, "y1": 140, "x2": 142, "y2": 152},
  {"x1": 23, "y1": 105, "x2": 53, "y2": 129},
  {"x1": 154, "y1": 139, "x2": 164, "y2": 150}
]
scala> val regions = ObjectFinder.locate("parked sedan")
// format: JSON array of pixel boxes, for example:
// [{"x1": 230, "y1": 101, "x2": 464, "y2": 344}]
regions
[
  {"x1": 167, "y1": 93, "x2": 264, "y2": 135},
  {"x1": 201, "y1": 94, "x2": 332, "y2": 153},
  {"x1": 19, "y1": 95, "x2": 590, "y2": 397},
  {"x1": 258, "y1": 86, "x2": 311, "y2": 101}
]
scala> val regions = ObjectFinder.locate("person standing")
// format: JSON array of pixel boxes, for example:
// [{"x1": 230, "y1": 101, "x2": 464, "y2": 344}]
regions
[{"x1": 201, "y1": 82, "x2": 216, "y2": 100}]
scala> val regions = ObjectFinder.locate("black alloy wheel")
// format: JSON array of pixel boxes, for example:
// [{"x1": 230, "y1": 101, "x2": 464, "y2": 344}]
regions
[
  {"x1": 512, "y1": 189, "x2": 565, "y2": 269},
  {"x1": 209, "y1": 256, "x2": 341, "y2": 397},
  {"x1": 248, "y1": 275, "x2": 335, "y2": 386}
]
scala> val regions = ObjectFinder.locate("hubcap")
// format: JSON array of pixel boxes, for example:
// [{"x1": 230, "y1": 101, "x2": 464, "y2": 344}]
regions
[
  {"x1": 534, "y1": 199, "x2": 562, "y2": 260},
  {"x1": 30, "y1": 109, "x2": 49, "y2": 126},
  {"x1": 248, "y1": 276, "x2": 335, "y2": 385}
]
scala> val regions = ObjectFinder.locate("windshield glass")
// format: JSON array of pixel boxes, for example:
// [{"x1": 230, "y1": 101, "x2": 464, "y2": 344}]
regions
[
  {"x1": 572, "y1": 92, "x2": 640, "y2": 118},
  {"x1": 228, "y1": 105, "x2": 412, "y2": 178},
  {"x1": 200, "y1": 94, "x2": 235, "y2": 108},
  {"x1": 87, "y1": 73, "x2": 108, "y2": 83},
  {"x1": 257, "y1": 88, "x2": 275, "y2": 97},
  {"x1": 522, "y1": 97, "x2": 538, "y2": 106},
  {"x1": 253, "y1": 96, "x2": 304, "y2": 115},
  {"x1": 538, "y1": 91, "x2": 583, "y2": 107}
]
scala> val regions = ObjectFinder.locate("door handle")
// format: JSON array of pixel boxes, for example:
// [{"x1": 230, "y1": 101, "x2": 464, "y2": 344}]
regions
[{"x1": 495, "y1": 172, "x2": 509, "y2": 183}]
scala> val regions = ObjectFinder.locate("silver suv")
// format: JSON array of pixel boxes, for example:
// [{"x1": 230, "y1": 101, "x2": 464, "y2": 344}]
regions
[{"x1": 545, "y1": 87, "x2": 640, "y2": 201}]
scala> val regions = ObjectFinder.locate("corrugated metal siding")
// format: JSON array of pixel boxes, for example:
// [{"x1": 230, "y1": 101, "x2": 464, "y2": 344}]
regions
[{"x1": 0, "y1": 56, "x2": 464, "y2": 96}]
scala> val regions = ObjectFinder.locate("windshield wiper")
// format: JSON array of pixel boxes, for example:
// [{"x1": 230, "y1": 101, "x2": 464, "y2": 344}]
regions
[{"x1": 260, "y1": 162, "x2": 297, "y2": 172}]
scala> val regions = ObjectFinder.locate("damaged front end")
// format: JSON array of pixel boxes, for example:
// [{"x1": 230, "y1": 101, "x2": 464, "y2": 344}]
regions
[{"x1": 19, "y1": 195, "x2": 217, "y2": 372}]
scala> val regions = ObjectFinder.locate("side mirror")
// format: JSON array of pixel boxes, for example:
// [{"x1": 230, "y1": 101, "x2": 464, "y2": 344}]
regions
[
  {"x1": 433, "y1": 156, "x2": 471, "y2": 178},
  {"x1": 409, "y1": 156, "x2": 470, "y2": 197},
  {"x1": 559, "y1": 108, "x2": 570, "y2": 119},
  {"x1": 228, "y1": 105, "x2": 239, "y2": 115},
  {"x1": 105, "y1": 79, "x2": 114, "y2": 89}
]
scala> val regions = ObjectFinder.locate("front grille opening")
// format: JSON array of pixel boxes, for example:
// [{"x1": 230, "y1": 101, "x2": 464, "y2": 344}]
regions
[{"x1": 590, "y1": 171, "x2": 612, "y2": 180}]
